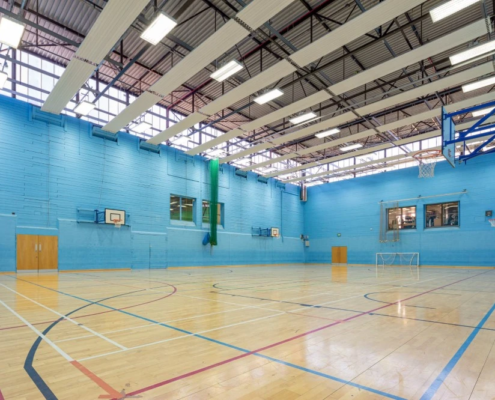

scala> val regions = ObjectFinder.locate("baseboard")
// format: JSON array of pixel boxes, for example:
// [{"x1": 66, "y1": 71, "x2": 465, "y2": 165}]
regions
[
  {"x1": 59, "y1": 268, "x2": 131, "y2": 273},
  {"x1": 168, "y1": 263, "x2": 305, "y2": 269}
]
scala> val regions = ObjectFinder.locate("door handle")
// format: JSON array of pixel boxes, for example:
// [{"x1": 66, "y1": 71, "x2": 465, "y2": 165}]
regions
[
  {"x1": 35, "y1": 244, "x2": 38, "y2": 251},
  {"x1": 39, "y1": 244, "x2": 42, "y2": 251}
]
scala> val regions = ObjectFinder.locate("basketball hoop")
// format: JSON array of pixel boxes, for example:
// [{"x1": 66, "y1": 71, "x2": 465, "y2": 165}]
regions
[
  {"x1": 489, "y1": 219, "x2": 495, "y2": 227},
  {"x1": 112, "y1": 218, "x2": 122, "y2": 229},
  {"x1": 413, "y1": 149, "x2": 442, "y2": 178}
]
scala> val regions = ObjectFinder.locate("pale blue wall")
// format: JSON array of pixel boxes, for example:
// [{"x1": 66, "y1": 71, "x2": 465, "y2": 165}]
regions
[
  {"x1": 304, "y1": 154, "x2": 495, "y2": 266},
  {"x1": 0, "y1": 95, "x2": 305, "y2": 271}
]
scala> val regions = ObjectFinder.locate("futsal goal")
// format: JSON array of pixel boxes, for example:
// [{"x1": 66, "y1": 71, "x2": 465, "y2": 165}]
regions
[{"x1": 376, "y1": 252, "x2": 419, "y2": 278}]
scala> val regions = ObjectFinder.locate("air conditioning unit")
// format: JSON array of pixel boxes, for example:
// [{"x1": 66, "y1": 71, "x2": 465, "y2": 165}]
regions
[
  {"x1": 92, "y1": 126, "x2": 118, "y2": 142},
  {"x1": 30, "y1": 106, "x2": 66, "y2": 128}
]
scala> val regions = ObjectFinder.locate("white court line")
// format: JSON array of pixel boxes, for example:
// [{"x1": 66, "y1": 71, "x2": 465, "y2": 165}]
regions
[
  {"x1": 0, "y1": 300, "x2": 73, "y2": 361},
  {"x1": 78, "y1": 311, "x2": 285, "y2": 362},
  {"x1": 54, "y1": 304, "x2": 264, "y2": 343},
  {"x1": 0, "y1": 283, "x2": 127, "y2": 350}
]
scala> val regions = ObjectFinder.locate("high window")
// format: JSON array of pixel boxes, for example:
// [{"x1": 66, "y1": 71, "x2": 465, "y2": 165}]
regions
[
  {"x1": 202, "y1": 201, "x2": 223, "y2": 225},
  {"x1": 170, "y1": 195, "x2": 195, "y2": 222},
  {"x1": 387, "y1": 206, "x2": 416, "y2": 230},
  {"x1": 425, "y1": 202, "x2": 459, "y2": 228}
]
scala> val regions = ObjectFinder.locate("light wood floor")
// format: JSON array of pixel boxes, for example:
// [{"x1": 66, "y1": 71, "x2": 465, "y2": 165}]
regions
[{"x1": 1, "y1": 265, "x2": 494, "y2": 400}]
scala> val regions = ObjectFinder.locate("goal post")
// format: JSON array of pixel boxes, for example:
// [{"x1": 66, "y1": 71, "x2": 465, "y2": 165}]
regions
[{"x1": 376, "y1": 252, "x2": 419, "y2": 278}]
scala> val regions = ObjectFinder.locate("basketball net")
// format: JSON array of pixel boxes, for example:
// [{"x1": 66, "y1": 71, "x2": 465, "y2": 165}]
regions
[
  {"x1": 112, "y1": 219, "x2": 122, "y2": 229},
  {"x1": 413, "y1": 149, "x2": 441, "y2": 178}
]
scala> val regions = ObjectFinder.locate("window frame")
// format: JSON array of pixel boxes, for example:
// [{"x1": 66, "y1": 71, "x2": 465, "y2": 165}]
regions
[
  {"x1": 202, "y1": 200, "x2": 224, "y2": 227},
  {"x1": 425, "y1": 201, "x2": 460, "y2": 229},
  {"x1": 170, "y1": 195, "x2": 196, "y2": 224},
  {"x1": 387, "y1": 206, "x2": 417, "y2": 231}
]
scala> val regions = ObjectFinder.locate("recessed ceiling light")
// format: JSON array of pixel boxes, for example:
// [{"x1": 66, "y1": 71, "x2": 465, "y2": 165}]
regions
[
  {"x1": 254, "y1": 89, "x2": 284, "y2": 105},
  {"x1": 210, "y1": 60, "x2": 244, "y2": 82},
  {"x1": 340, "y1": 143, "x2": 363, "y2": 151},
  {"x1": 472, "y1": 107, "x2": 494, "y2": 117},
  {"x1": 462, "y1": 76, "x2": 495, "y2": 92},
  {"x1": 430, "y1": 0, "x2": 481, "y2": 23},
  {"x1": 134, "y1": 121, "x2": 152, "y2": 133},
  {"x1": 0, "y1": 71, "x2": 8, "y2": 89},
  {"x1": 140, "y1": 12, "x2": 177, "y2": 45},
  {"x1": 289, "y1": 112, "x2": 317, "y2": 125},
  {"x1": 74, "y1": 101, "x2": 96, "y2": 116},
  {"x1": 450, "y1": 41, "x2": 495, "y2": 65},
  {"x1": 315, "y1": 128, "x2": 340, "y2": 138},
  {"x1": 0, "y1": 17, "x2": 26, "y2": 48}
]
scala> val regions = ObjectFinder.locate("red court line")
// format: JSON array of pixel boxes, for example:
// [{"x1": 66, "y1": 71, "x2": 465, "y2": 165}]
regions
[
  {"x1": 0, "y1": 388, "x2": 4, "y2": 400},
  {"x1": 119, "y1": 270, "x2": 489, "y2": 398},
  {"x1": 0, "y1": 284, "x2": 177, "y2": 331},
  {"x1": 71, "y1": 361, "x2": 122, "y2": 399}
]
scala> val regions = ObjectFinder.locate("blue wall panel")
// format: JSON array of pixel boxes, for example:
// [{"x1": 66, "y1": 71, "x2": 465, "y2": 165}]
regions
[
  {"x1": 0, "y1": 95, "x2": 304, "y2": 271},
  {"x1": 305, "y1": 155, "x2": 495, "y2": 266}
]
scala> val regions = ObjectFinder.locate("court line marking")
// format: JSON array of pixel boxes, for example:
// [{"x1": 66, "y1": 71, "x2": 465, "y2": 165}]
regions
[
  {"x1": 419, "y1": 302, "x2": 495, "y2": 400},
  {"x1": 0, "y1": 299, "x2": 73, "y2": 362},
  {"x1": 15, "y1": 271, "x2": 487, "y2": 400},
  {"x1": 0, "y1": 388, "x2": 4, "y2": 400},
  {"x1": 70, "y1": 360, "x2": 122, "y2": 399},
  {"x1": 120, "y1": 271, "x2": 491, "y2": 399},
  {"x1": 0, "y1": 283, "x2": 127, "y2": 350}
]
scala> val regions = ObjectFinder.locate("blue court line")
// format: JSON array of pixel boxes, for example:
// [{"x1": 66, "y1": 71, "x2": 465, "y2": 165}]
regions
[
  {"x1": 13, "y1": 276, "x2": 404, "y2": 400},
  {"x1": 419, "y1": 303, "x2": 495, "y2": 400}
]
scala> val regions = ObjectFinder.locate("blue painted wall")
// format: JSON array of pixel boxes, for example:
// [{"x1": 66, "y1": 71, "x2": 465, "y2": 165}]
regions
[
  {"x1": 0, "y1": 95, "x2": 305, "y2": 271},
  {"x1": 305, "y1": 154, "x2": 495, "y2": 266}
]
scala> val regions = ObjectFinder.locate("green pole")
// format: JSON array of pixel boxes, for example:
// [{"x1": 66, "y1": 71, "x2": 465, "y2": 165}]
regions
[{"x1": 209, "y1": 159, "x2": 219, "y2": 246}]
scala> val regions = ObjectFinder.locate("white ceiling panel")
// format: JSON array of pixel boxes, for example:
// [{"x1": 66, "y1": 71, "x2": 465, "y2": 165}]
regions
[
  {"x1": 291, "y1": 0, "x2": 428, "y2": 66},
  {"x1": 103, "y1": 92, "x2": 162, "y2": 133},
  {"x1": 41, "y1": 0, "x2": 149, "y2": 115},
  {"x1": 148, "y1": 112, "x2": 206, "y2": 144},
  {"x1": 357, "y1": 63, "x2": 494, "y2": 116},
  {"x1": 40, "y1": 59, "x2": 96, "y2": 114},
  {"x1": 200, "y1": 61, "x2": 297, "y2": 116},
  {"x1": 331, "y1": 19, "x2": 488, "y2": 96},
  {"x1": 221, "y1": 143, "x2": 272, "y2": 164},
  {"x1": 186, "y1": 129, "x2": 245, "y2": 156},
  {"x1": 236, "y1": 0, "x2": 296, "y2": 31}
]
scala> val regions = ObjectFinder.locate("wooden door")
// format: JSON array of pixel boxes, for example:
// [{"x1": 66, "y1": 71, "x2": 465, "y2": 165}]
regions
[
  {"x1": 38, "y1": 236, "x2": 58, "y2": 270},
  {"x1": 17, "y1": 235, "x2": 39, "y2": 270},
  {"x1": 331, "y1": 246, "x2": 348, "y2": 264}
]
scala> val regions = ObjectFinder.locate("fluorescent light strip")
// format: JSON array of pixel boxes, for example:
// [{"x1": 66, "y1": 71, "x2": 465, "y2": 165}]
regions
[
  {"x1": 140, "y1": 12, "x2": 177, "y2": 45},
  {"x1": 450, "y1": 40, "x2": 495, "y2": 65},
  {"x1": 134, "y1": 121, "x2": 152, "y2": 133},
  {"x1": 462, "y1": 76, "x2": 495, "y2": 92},
  {"x1": 340, "y1": 143, "x2": 363, "y2": 152},
  {"x1": 74, "y1": 101, "x2": 96, "y2": 116},
  {"x1": 0, "y1": 71, "x2": 8, "y2": 89},
  {"x1": 472, "y1": 107, "x2": 494, "y2": 117},
  {"x1": 289, "y1": 112, "x2": 317, "y2": 124},
  {"x1": 254, "y1": 89, "x2": 284, "y2": 105},
  {"x1": 315, "y1": 128, "x2": 340, "y2": 138},
  {"x1": 210, "y1": 60, "x2": 244, "y2": 82},
  {"x1": 0, "y1": 17, "x2": 26, "y2": 48},
  {"x1": 429, "y1": 0, "x2": 481, "y2": 23}
]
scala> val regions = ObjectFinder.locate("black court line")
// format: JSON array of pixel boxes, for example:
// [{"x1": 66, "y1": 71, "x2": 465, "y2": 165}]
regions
[
  {"x1": 371, "y1": 313, "x2": 495, "y2": 332},
  {"x1": 210, "y1": 291, "x2": 364, "y2": 313}
]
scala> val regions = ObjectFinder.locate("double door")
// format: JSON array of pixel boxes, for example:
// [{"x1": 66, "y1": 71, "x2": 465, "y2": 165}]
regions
[
  {"x1": 331, "y1": 246, "x2": 348, "y2": 264},
  {"x1": 17, "y1": 235, "x2": 58, "y2": 271}
]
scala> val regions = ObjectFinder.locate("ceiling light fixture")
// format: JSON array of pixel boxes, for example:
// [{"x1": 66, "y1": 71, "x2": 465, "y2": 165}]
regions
[
  {"x1": 289, "y1": 112, "x2": 317, "y2": 125},
  {"x1": 74, "y1": 101, "x2": 96, "y2": 116},
  {"x1": 0, "y1": 17, "x2": 26, "y2": 48},
  {"x1": 315, "y1": 128, "x2": 340, "y2": 138},
  {"x1": 450, "y1": 41, "x2": 495, "y2": 65},
  {"x1": 472, "y1": 107, "x2": 495, "y2": 117},
  {"x1": 210, "y1": 60, "x2": 244, "y2": 82},
  {"x1": 462, "y1": 76, "x2": 495, "y2": 92},
  {"x1": 340, "y1": 143, "x2": 363, "y2": 152},
  {"x1": 254, "y1": 89, "x2": 284, "y2": 105},
  {"x1": 430, "y1": 0, "x2": 481, "y2": 23},
  {"x1": 140, "y1": 12, "x2": 177, "y2": 45},
  {"x1": 0, "y1": 71, "x2": 8, "y2": 89},
  {"x1": 134, "y1": 121, "x2": 152, "y2": 133}
]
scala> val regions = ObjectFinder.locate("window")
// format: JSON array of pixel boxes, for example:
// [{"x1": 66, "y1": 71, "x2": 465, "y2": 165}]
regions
[
  {"x1": 425, "y1": 202, "x2": 459, "y2": 228},
  {"x1": 202, "y1": 200, "x2": 222, "y2": 225},
  {"x1": 387, "y1": 206, "x2": 416, "y2": 230},
  {"x1": 170, "y1": 195, "x2": 195, "y2": 222}
]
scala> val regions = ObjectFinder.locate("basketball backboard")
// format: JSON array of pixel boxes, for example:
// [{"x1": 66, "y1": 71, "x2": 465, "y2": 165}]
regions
[{"x1": 441, "y1": 107, "x2": 456, "y2": 168}]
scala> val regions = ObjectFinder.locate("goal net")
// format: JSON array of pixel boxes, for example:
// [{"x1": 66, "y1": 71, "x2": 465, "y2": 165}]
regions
[{"x1": 376, "y1": 252, "x2": 419, "y2": 278}]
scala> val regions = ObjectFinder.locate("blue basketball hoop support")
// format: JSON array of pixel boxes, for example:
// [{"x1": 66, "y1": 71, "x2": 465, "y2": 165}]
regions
[{"x1": 442, "y1": 101, "x2": 495, "y2": 165}]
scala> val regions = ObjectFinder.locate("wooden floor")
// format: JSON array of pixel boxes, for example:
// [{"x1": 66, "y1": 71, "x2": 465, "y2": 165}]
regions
[{"x1": 1, "y1": 265, "x2": 495, "y2": 400}]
